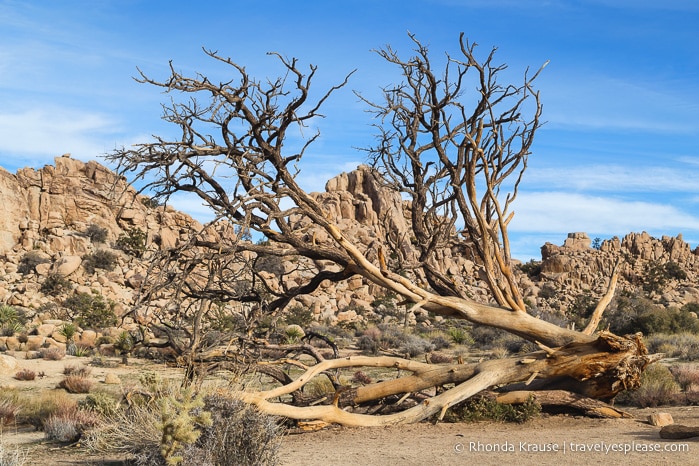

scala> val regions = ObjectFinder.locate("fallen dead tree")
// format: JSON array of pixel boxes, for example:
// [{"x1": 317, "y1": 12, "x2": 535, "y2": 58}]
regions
[{"x1": 110, "y1": 33, "x2": 654, "y2": 426}]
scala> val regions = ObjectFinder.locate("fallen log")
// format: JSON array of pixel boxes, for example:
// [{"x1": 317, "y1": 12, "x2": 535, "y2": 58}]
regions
[{"x1": 660, "y1": 424, "x2": 699, "y2": 440}]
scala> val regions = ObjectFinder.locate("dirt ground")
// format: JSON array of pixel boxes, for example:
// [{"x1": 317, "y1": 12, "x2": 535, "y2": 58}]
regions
[
  {"x1": 280, "y1": 407, "x2": 699, "y2": 466},
  {"x1": 1, "y1": 354, "x2": 698, "y2": 466}
]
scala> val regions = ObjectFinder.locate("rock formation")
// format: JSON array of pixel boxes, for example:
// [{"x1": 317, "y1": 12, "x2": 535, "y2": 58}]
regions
[{"x1": 0, "y1": 156, "x2": 697, "y2": 352}]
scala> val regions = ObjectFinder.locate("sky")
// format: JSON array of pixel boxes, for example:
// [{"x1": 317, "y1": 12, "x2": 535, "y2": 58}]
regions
[{"x1": 1, "y1": 0, "x2": 698, "y2": 261}]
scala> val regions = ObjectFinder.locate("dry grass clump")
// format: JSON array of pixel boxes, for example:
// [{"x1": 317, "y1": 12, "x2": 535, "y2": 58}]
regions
[
  {"x1": 63, "y1": 364, "x2": 92, "y2": 377},
  {"x1": 427, "y1": 352, "x2": 453, "y2": 364},
  {"x1": 21, "y1": 390, "x2": 77, "y2": 431},
  {"x1": 40, "y1": 346, "x2": 65, "y2": 361},
  {"x1": 0, "y1": 399, "x2": 21, "y2": 426},
  {"x1": 616, "y1": 363, "x2": 681, "y2": 407},
  {"x1": 58, "y1": 375, "x2": 93, "y2": 394},
  {"x1": 0, "y1": 440, "x2": 27, "y2": 466},
  {"x1": 13, "y1": 369, "x2": 36, "y2": 381},
  {"x1": 44, "y1": 409, "x2": 101, "y2": 443}
]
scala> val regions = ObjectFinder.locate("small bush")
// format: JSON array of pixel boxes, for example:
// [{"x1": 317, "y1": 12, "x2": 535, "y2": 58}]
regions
[
  {"x1": 40, "y1": 273, "x2": 72, "y2": 294},
  {"x1": 616, "y1": 363, "x2": 680, "y2": 407},
  {"x1": 518, "y1": 259, "x2": 542, "y2": 277},
  {"x1": 59, "y1": 375, "x2": 93, "y2": 394},
  {"x1": 445, "y1": 394, "x2": 540, "y2": 423},
  {"x1": 399, "y1": 334, "x2": 435, "y2": 357},
  {"x1": 0, "y1": 442, "x2": 27, "y2": 466},
  {"x1": 82, "y1": 249, "x2": 118, "y2": 274},
  {"x1": 351, "y1": 370, "x2": 373, "y2": 385},
  {"x1": 63, "y1": 291, "x2": 117, "y2": 330},
  {"x1": 84, "y1": 224, "x2": 108, "y2": 243},
  {"x1": 115, "y1": 227, "x2": 147, "y2": 258},
  {"x1": 20, "y1": 390, "x2": 77, "y2": 431},
  {"x1": 63, "y1": 365, "x2": 92, "y2": 377},
  {"x1": 41, "y1": 347, "x2": 66, "y2": 361},
  {"x1": 669, "y1": 364, "x2": 699, "y2": 392},
  {"x1": 17, "y1": 251, "x2": 51, "y2": 274},
  {"x1": 0, "y1": 398, "x2": 21, "y2": 426},
  {"x1": 182, "y1": 395, "x2": 282, "y2": 466},
  {"x1": 44, "y1": 409, "x2": 101, "y2": 443},
  {"x1": 357, "y1": 335, "x2": 379, "y2": 354},
  {"x1": 14, "y1": 369, "x2": 36, "y2": 381},
  {"x1": 447, "y1": 327, "x2": 472, "y2": 345},
  {"x1": 282, "y1": 305, "x2": 314, "y2": 328},
  {"x1": 428, "y1": 352, "x2": 453, "y2": 364},
  {"x1": 80, "y1": 392, "x2": 121, "y2": 417}
]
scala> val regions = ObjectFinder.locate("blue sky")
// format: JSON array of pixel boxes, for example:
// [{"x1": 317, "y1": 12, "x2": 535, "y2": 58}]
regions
[{"x1": 1, "y1": 0, "x2": 698, "y2": 261}]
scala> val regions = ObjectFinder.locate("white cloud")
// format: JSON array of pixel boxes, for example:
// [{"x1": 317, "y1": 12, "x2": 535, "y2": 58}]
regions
[
  {"x1": 0, "y1": 108, "x2": 121, "y2": 168},
  {"x1": 512, "y1": 192, "x2": 699, "y2": 233},
  {"x1": 527, "y1": 164, "x2": 699, "y2": 193}
]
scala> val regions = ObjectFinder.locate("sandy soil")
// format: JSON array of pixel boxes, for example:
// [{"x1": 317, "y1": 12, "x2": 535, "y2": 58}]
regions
[
  {"x1": 280, "y1": 407, "x2": 699, "y2": 466},
  {"x1": 1, "y1": 354, "x2": 698, "y2": 466}
]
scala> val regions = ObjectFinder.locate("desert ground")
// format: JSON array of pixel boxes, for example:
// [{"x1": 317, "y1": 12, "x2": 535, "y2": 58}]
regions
[{"x1": 1, "y1": 353, "x2": 697, "y2": 466}]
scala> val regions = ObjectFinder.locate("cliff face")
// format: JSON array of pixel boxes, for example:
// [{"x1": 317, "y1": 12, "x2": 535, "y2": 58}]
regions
[{"x1": 0, "y1": 157, "x2": 697, "y2": 328}]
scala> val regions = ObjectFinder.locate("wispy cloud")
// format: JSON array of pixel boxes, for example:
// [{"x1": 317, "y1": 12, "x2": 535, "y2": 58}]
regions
[
  {"x1": 0, "y1": 108, "x2": 121, "y2": 166},
  {"x1": 512, "y1": 191, "x2": 699, "y2": 233},
  {"x1": 526, "y1": 164, "x2": 699, "y2": 193}
]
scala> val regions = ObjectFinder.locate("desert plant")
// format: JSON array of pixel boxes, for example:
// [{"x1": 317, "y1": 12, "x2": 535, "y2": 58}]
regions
[
  {"x1": 19, "y1": 390, "x2": 77, "y2": 431},
  {"x1": 59, "y1": 323, "x2": 78, "y2": 342},
  {"x1": 44, "y1": 408, "x2": 101, "y2": 443},
  {"x1": 17, "y1": 251, "x2": 50, "y2": 275},
  {"x1": 80, "y1": 392, "x2": 121, "y2": 417},
  {"x1": 283, "y1": 326, "x2": 304, "y2": 345},
  {"x1": 157, "y1": 387, "x2": 212, "y2": 465},
  {"x1": 0, "y1": 440, "x2": 27, "y2": 466},
  {"x1": 669, "y1": 364, "x2": 699, "y2": 392},
  {"x1": 0, "y1": 398, "x2": 21, "y2": 426},
  {"x1": 63, "y1": 365, "x2": 92, "y2": 377},
  {"x1": 59, "y1": 375, "x2": 93, "y2": 394},
  {"x1": 63, "y1": 291, "x2": 117, "y2": 330},
  {"x1": 84, "y1": 224, "x2": 109, "y2": 243},
  {"x1": 13, "y1": 369, "x2": 36, "y2": 381},
  {"x1": 82, "y1": 249, "x2": 118, "y2": 274},
  {"x1": 182, "y1": 395, "x2": 282, "y2": 466},
  {"x1": 447, "y1": 326, "x2": 472, "y2": 345},
  {"x1": 40, "y1": 273, "x2": 72, "y2": 295},
  {"x1": 282, "y1": 305, "x2": 313, "y2": 328},
  {"x1": 351, "y1": 370, "x2": 373, "y2": 385},
  {"x1": 399, "y1": 334, "x2": 435, "y2": 357},
  {"x1": 444, "y1": 394, "x2": 540, "y2": 423},
  {"x1": 115, "y1": 227, "x2": 147, "y2": 258},
  {"x1": 616, "y1": 363, "x2": 680, "y2": 407},
  {"x1": 428, "y1": 352, "x2": 453, "y2": 364},
  {"x1": 41, "y1": 347, "x2": 66, "y2": 361}
]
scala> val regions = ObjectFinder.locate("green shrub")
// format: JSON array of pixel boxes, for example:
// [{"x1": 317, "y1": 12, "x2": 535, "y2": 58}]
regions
[
  {"x1": 82, "y1": 249, "x2": 118, "y2": 274},
  {"x1": 116, "y1": 227, "x2": 147, "y2": 258},
  {"x1": 17, "y1": 251, "x2": 51, "y2": 274},
  {"x1": 84, "y1": 224, "x2": 108, "y2": 243},
  {"x1": 40, "y1": 273, "x2": 72, "y2": 294},
  {"x1": 80, "y1": 391, "x2": 121, "y2": 417},
  {"x1": 518, "y1": 259, "x2": 542, "y2": 277},
  {"x1": 282, "y1": 305, "x2": 313, "y2": 328},
  {"x1": 447, "y1": 327, "x2": 472, "y2": 345},
  {"x1": 63, "y1": 292, "x2": 117, "y2": 330},
  {"x1": 444, "y1": 394, "x2": 540, "y2": 423}
]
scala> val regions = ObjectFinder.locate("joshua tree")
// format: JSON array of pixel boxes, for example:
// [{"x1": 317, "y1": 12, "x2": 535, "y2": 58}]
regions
[{"x1": 108, "y1": 33, "x2": 651, "y2": 426}]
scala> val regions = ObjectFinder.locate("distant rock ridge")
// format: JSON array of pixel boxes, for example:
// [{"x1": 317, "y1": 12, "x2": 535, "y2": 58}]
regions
[{"x1": 0, "y1": 157, "x2": 697, "y2": 332}]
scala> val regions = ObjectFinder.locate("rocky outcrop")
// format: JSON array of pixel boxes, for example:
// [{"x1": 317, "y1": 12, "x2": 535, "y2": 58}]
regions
[{"x1": 0, "y1": 157, "x2": 697, "y2": 336}]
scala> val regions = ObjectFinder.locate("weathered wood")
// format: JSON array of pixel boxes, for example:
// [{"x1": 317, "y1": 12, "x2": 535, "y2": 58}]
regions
[{"x1": 659, "y1": 424, "x2": 699, "y2": 439}]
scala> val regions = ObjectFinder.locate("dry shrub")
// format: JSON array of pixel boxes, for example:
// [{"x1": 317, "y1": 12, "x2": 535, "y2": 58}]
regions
[
  {"x1": 616, "y1": 363, "x2": 681, "y2": 407},
  {"x1": 58, "y1": 375, "x2": 93, "y2": 394},
  {"x1": 182, "y1": 395, "x2": 282, "y2": 466},
  {"x1": 41, "y1": 347, "x2": 65, "y2": 361},
  {"x1": 13, "y1": 369, "x2": 36, "y2": 381},
  {"x1": 351, "y1": 370, "x2": 373, "y2": 385},
  {"x1": 20, "y1": 390, "x2": 77, "y2": 430},
  {"x1": 44, "y1": 409, "x2": 101, "y2": 443},
  {"x1": 63, "y1": 364, "x2": 92, "y2": 377},
  {"x1": 0, "y1": 399, "x2": 21, "y2": 426},
  {"x1": 428, "y1": 352, "x2": 453, "y2": 364},
  {"x1": 669, "y1": 364, "x2": 699, "y2": 392},
  {"x1": 0, "y1": 441, "x2": 27, "y2": 466}
]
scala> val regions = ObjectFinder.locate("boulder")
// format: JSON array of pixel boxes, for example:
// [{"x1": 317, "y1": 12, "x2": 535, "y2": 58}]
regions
[
  {"x1": 0, "y1": 354, "x2": 19, "y2": 375},
  {"x1": 55, "y1": 255, "x2": 82, "y2": 277}
]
